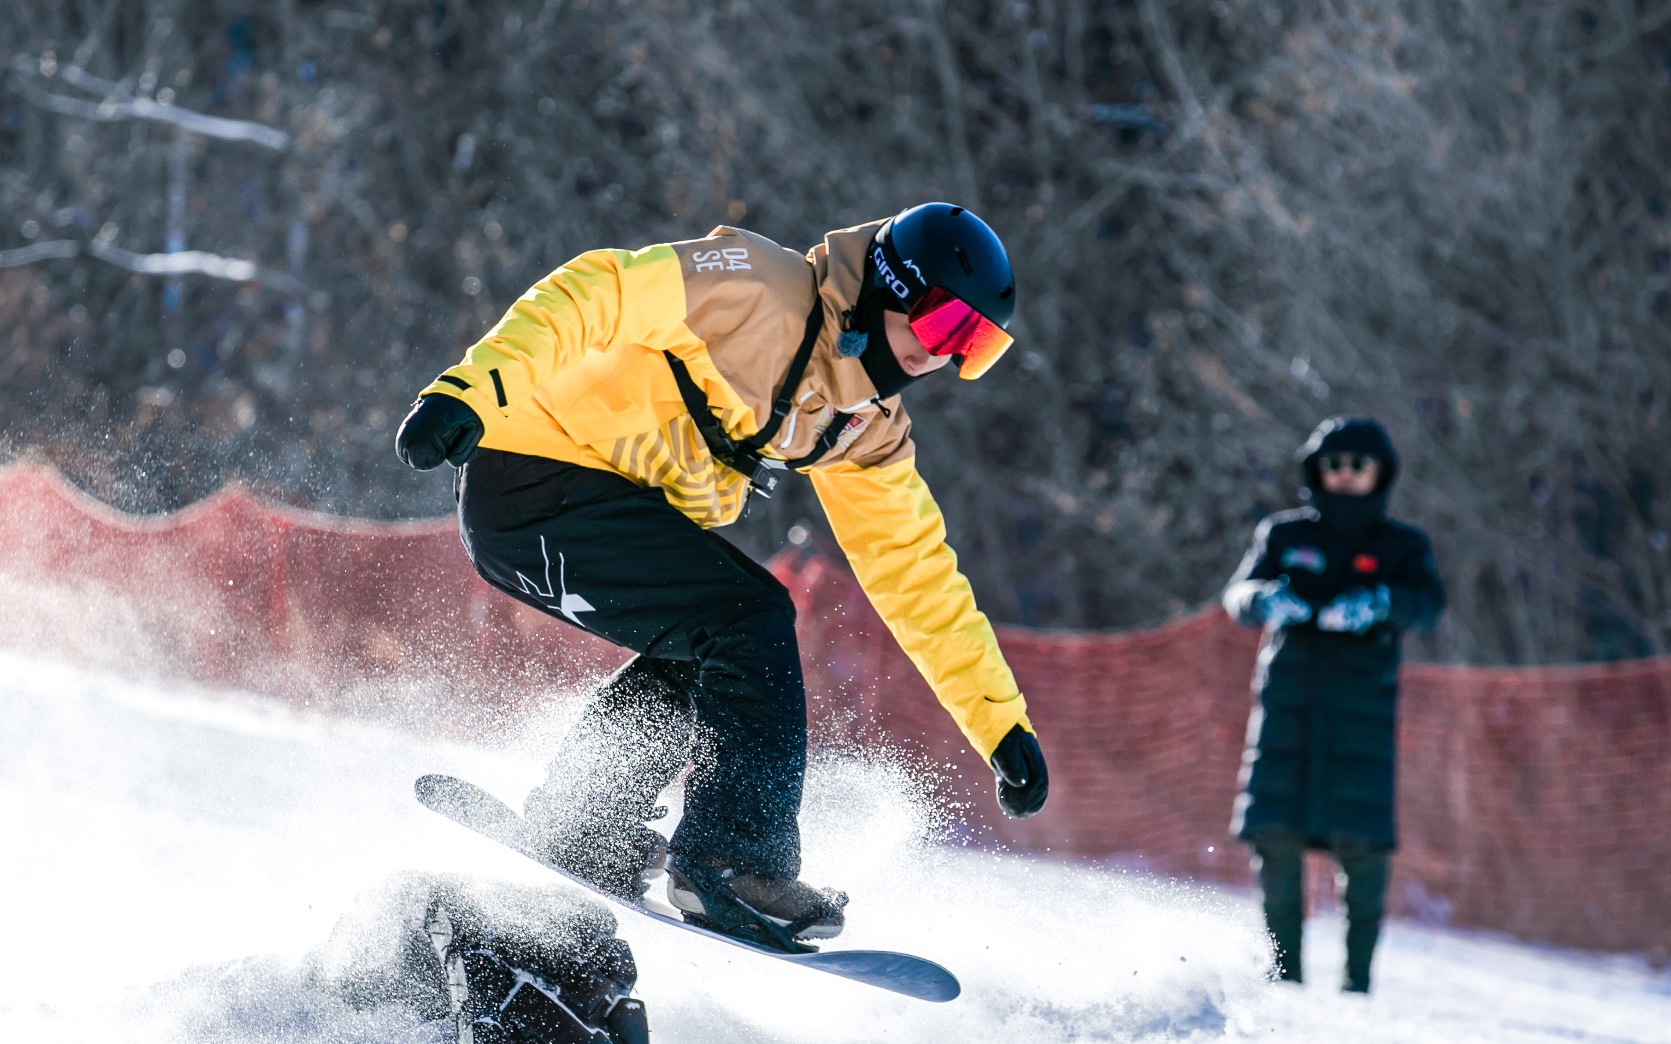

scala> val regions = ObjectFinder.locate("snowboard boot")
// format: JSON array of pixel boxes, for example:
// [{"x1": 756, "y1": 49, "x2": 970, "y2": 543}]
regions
[
  {"x1": 529, "y1": 796, "x2": 669, "y2": 903},
  {"x1": 523, "y1": 656, "x2": 697, "y2": 902},
  {"x1": 665, "y1": 854, "x2": 847, "y2": 953}
]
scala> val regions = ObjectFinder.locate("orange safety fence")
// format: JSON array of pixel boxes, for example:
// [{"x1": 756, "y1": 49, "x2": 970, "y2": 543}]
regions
[{"x1": 0, "y1": 463, "x2": 1665, "y2": 955}]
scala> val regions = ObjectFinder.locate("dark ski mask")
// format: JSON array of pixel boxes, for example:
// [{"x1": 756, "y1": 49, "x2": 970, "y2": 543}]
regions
[
  {"x1": 1308, "y1": 485, "x2": 1389, "y2": 537},
  {"x1": 860, "y1": 326, "x2": 927, "y2": 398},
  {"x1": 850, "y1": 288, "x2": 928, "y2": 399}
]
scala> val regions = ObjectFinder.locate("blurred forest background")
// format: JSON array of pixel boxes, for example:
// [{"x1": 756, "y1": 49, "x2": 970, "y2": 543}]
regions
[{"x1": 1, "y1": 0, "x2": 1669, "y2": 665}]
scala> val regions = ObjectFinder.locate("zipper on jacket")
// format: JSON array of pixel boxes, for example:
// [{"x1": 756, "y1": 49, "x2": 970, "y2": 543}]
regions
[{"x1": 868, "y1": 395, "x2": 892, "y2": 418}]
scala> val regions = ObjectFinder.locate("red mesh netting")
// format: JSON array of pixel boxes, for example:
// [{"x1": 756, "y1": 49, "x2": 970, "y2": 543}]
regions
[{"x1": 1, "y1": 464, "x2": 1665, "y2": 953}]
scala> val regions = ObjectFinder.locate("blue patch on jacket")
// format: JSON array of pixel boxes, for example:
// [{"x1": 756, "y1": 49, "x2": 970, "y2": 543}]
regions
[{"x1": 1281, "y1": 546, "x2": 1326, "y2": 573}]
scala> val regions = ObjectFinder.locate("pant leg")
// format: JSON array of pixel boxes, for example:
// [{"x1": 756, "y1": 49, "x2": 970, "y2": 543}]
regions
[
  {"x1": 523, "y1": 655, "x2": 699, "y2": 839},
  {"x1": 1333, "y1": 839, "x2": 1390, "y2": 992},
  {"x1": 459, "y1": 451, "x2": 807, "y2": 878},
  {"x1": 668, "y1": 535, "x2": 808, "y2": 879},
  {"x1": 1251, "y1": 831, "x2": 1307, "y2": 982}
]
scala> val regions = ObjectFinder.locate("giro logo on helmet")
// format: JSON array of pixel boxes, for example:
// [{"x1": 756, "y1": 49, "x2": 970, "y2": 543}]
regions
[{"x1": 872, "y1": 244, "x2": 916, "y2": 301}]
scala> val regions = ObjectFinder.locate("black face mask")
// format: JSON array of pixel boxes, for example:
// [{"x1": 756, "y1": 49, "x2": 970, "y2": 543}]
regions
[
  {"x1": 854, "y1": 293, "x2": 928, "y2": 399},
  {"x1": 860, "y1": 328, "x2": 927, "y2": 398},
  {"x1": 1308, "y1": 486, "x2": 1390, "y2": 537}
]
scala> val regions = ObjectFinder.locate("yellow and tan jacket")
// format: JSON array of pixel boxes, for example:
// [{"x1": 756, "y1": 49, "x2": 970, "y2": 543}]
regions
[{"x1": 420, "y1": 222, "x2": 1032, "y2": 761}]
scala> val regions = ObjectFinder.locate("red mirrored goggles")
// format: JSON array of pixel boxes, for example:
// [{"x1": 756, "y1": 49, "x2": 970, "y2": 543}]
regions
[{"x1": 907, "y1": 287, "x2": 1015, "y2": 380}]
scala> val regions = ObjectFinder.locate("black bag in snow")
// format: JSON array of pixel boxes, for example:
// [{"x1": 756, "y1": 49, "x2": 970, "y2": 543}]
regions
[{"x1": 314, "y1": 870, "x2": 649, "y2": 1044}]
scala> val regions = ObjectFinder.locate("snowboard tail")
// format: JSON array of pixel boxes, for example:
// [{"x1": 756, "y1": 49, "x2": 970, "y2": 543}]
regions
[{"x1": 414, "y1": 774, "x2": 960, "y2": 1003}]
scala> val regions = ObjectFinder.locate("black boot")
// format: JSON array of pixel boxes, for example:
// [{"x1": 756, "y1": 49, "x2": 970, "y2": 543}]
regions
[
  {"x1": 524, "y1": 657, "x2": 696, "y2": 900},
  {"x1": 1253, "y1": 833, "x2": 1306, "y2": 983},
  {"x1": 1335, "y1": 840, "x2": 1389, "y2": 994},
  {"x1": 531, "y1": 797, "x2": 670, "y2": 901},
  {"x1": 664, "y1": 852, "x2": 847, "y2": 952}
]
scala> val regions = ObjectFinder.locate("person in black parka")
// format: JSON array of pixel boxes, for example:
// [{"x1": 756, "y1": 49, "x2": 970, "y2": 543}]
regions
[{"x1": 1223, "y1": 416, "x2": 1445, "y2": 993}]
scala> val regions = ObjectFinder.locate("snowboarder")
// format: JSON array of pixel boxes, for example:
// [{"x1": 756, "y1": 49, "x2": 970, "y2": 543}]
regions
[
  {"x1": 1222, "y1": 417, "x2": 1445, "y2": 993},
  {"x1": 395, "y1": 203, "x2": 1049, "y2": 947}
]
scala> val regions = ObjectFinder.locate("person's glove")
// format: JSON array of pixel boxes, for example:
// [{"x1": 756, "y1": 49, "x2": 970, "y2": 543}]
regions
[
  {"x1": 395, "y1": 394, "x2": 484, "y2": 470},
  {"x1": 990, "y1": 724, "x2": 1048, "y2": 819},
  {"x1": 1251, "y1": 579, "x2": 1313, "y2": 629},
  {"x1": 1316, "y1": 584, "x2": 1391, "y2": 634}
]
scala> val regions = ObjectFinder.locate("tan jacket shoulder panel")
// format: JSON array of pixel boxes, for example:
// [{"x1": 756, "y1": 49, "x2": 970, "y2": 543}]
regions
[{"x1": 669, "y1": 227, "x2": 812, "y2": 414}]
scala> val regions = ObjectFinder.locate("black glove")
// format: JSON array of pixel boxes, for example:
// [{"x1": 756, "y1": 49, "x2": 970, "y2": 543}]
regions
[
  {"x1": 990, "y1": 724, "x2": 1048, "y2": 819},
  {"x1": 395, "y1": 394, "x2": 484, "y2": 470}
]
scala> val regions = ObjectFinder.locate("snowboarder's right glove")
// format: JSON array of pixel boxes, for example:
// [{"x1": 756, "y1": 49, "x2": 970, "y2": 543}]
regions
[
  {"x1": 1251, "y1": 579, "x2": 1312, "y2": 629},
  {"x1": 395, "y1": 394, "x2": 484, "y2": 470},
  {"x1": 990, "y1": 724, "x2": 1048, "y2": 819}
]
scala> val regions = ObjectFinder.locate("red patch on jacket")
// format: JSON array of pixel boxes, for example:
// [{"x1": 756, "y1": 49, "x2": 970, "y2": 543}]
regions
[{"x1": 1353, "y1": 554, "x2": 1379, "y2": 573}]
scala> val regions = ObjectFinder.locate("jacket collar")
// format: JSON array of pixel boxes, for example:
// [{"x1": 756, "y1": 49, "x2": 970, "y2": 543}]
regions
[{"x1": 808, "y1": 221, "x2": 895, "y2": 411}]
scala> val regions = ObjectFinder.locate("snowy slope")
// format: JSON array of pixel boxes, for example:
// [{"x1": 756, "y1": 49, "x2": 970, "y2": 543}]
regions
[{"x1": 1, "y1": 652, "x2": 1666, "y2": 1043}]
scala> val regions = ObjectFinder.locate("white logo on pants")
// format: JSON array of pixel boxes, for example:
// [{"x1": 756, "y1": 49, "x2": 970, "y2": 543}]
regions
[{"x1": 515, "y1": 536, "x2": 596, "y2": 626}]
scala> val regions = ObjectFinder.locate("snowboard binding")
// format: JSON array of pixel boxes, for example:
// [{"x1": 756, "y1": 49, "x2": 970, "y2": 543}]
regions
[
  {"x1": 664, "y1": 857, "x2": 847, "y2": 955},
  {"x1": 527, "y1": 801, "x2": 670, "y2": 904}
]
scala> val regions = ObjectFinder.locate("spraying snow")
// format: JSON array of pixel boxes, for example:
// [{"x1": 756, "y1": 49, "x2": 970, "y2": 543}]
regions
[{"x1": 1, "y1": 652, "x2": 1666, "y2": 1042}]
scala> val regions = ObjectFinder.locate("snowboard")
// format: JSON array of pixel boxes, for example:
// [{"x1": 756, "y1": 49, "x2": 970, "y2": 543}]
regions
[{"x1": 414, "y1": 774, "x2": 961, "y2": 1003}]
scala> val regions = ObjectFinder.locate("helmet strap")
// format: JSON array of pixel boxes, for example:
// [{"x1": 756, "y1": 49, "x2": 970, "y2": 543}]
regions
[{"x1": 850, "y1": 249, "x2": 926, "y2": 398}]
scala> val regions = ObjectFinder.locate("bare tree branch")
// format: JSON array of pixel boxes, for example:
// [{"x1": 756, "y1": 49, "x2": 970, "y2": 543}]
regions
[
  {"x1": 8, "y1": 65, "x2": 288, "y2": 150},
  {"x1": 86, "y1": 239, "x2": 304, "y2": 294},
  {"x1": 0, "y1": 240, "x2": 80, "y2": 267}
]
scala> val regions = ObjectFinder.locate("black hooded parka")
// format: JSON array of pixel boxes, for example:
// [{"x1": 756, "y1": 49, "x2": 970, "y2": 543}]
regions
[{"x1": 1223, "y1": 418, "x2": 1446, "y2": 849}]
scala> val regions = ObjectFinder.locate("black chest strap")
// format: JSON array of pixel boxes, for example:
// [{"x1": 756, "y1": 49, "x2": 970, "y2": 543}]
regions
[{"x1": 664, "y1": 289, "x2": 842, "y2": 498}]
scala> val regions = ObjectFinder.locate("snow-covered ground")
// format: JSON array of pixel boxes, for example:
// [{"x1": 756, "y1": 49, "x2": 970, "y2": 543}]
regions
[{"x1": 1, "y1": 652, "x2": 1666, "y2": 1043}]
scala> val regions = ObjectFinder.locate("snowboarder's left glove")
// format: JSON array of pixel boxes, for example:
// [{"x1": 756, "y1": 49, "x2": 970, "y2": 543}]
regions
[
  {"x1": 1316, "y1": 585, "x2": 1390, "y2": 634},
  {"x1": 990, "y1": 724, "x2": 1048, "y2": 819},
  {"x1": 396, "y1": 394, "x2": 484, "y2": 470}
]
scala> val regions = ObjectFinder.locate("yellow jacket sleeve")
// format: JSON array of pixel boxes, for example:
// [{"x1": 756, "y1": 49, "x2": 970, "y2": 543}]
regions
[
  {"x1": 810, "y1": 457, "x2": 1033, "y2": 762},
  {"x1": 419, "y1": 244, "x2": 687, "y2": 433}
]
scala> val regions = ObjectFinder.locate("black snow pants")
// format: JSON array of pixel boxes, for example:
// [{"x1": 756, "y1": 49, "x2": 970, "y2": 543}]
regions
[
  {"x1": 458, "y1": 450, "x2": 806, "y2": 879},
  {"x1": 1251, "y1": 831, "x2": 1389, "y2": 991}
]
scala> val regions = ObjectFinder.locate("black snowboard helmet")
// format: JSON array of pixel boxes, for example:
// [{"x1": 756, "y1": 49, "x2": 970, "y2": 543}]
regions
[{"x1": 869, "y1": 202, "x2": 1016, "y2": 380}]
